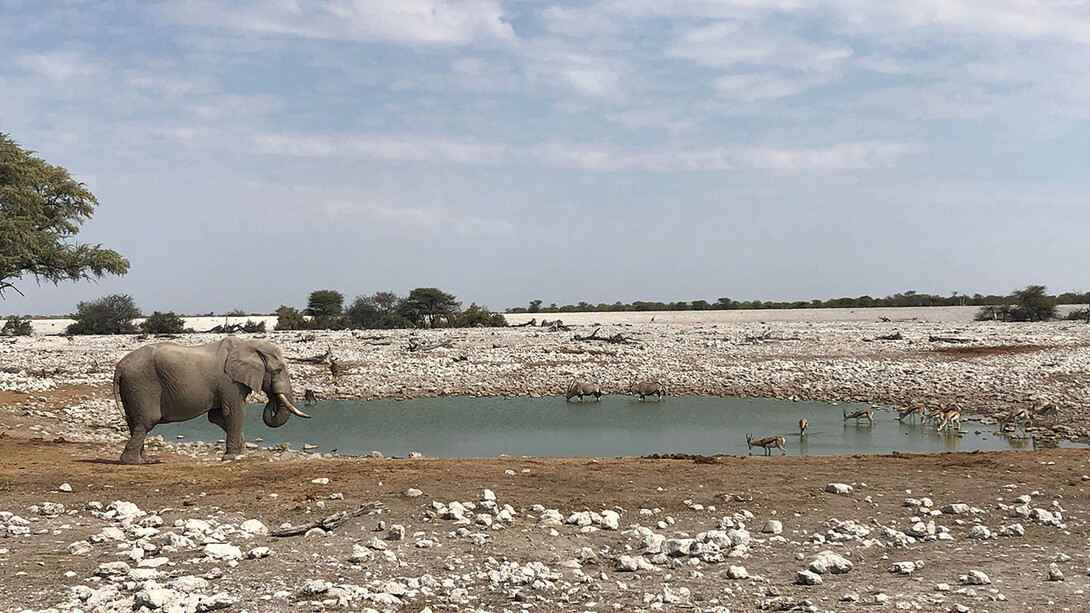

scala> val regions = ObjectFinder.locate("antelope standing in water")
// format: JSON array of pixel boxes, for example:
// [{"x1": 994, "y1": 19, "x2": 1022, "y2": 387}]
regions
[
  {"x1": 628, "y1": 380, "x2": 667, "y2": 401},
  {"x1": 936, "y1": 406, "x2": 962, "y2": 432},
  {"x1": 897, "y1": 405, "x2": 925, "y2": 423},
  {"x1": 746, "y1": 433, "x2": 786, "y2": 456},
  {"x1": 843, "y1": 408, "x2": 874, "y2": 425},
  {"x1": 798, "y1": 417, "x2": 808, "y2": 436},
  {"x1": 565, "y1": 378, "x2": 602, "y2": 402},
  {"x1": 1002, "y1": 406, "x2": 1032, "y2": 431}
]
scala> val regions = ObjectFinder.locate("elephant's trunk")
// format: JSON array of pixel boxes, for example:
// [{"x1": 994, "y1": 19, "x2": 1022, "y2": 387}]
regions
[{"x1": 262, "y1": 392, "x2": 311, "y2": 428}]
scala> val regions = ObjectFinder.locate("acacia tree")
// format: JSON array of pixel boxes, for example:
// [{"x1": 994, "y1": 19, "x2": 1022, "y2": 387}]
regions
[
  {"x1": 67, "y1": 294, "x2": 140, "y2": 335},
  {"x1": 398, "y1": 287, "x2": 460, "y2": 328},
  {"x1": 0, "y1": 133, "x2": 128, "y2": 297}
]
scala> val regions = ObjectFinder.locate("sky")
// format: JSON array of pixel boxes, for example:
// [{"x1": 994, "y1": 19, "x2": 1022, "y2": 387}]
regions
[{"x1": 2, "y1": 0, "x2": 1089, "y2": 316}]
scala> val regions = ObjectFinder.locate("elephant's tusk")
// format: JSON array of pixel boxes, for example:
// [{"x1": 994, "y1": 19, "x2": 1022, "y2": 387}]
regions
[{"x1": 277, "y1": 393, "x2": 311, "y2": 418}]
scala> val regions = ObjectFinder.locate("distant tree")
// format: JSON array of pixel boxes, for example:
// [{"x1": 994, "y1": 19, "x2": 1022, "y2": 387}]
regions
[
  {"x1": 140, "y1": 311, "x2": 191, "y2": 334},
  {"x1": 1, "y1": 315, "x2": 32, "y2": 336},
  {"x1": 305, "y1": 290, "x2": 344, "y2": 318},
  {"x1": 975, "y1": 285, "x2": 1057, "y2": 322},
  {"x1": 274, "y1": 305, "x2": 307, "y2": 330},
  {"x1": 528, "y1": 299, "x2": 543, "y2": 313},
  {"x1": 1010, "y1": 285, "x2": 1057, "y2": 321},
  {"x1": 399, "y1": 287, "x2": 460, "y2": 328},
  {"x1": 345, "y1": 295, "x2": 413, "y2": 329},
  {"x1": 372, "y1": 291, "x2": 400, "y2": 314},
  {"x1": 456, "y1": 303, "x2": 507, "y2": 327},
  {"x1": 0, "y1": 133, "x2": 129, "y2": 298},
  {"x1": 67, "y1": 294, "x2": 140, "y2": 335},
  {"x1": 223, "y1": 308, "x2": 247, "y2": 317}
]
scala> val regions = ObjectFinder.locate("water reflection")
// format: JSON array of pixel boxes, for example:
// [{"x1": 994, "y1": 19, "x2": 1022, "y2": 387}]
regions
[{"x1": 155, "y1": 396, "x2": 1086, "y2": 458}]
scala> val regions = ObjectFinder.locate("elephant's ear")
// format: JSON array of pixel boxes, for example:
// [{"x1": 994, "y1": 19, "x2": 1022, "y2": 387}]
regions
[{"x1": 224, "y1": 338, "x2": 265, "y2": 392}]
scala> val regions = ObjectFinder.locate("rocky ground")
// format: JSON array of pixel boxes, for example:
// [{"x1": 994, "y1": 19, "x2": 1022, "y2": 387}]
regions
[{"x1": 1, "y1": 316, "x2": 1089, "y2": 612}]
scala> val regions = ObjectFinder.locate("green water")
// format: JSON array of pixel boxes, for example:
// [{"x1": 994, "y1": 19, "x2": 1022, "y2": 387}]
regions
[{"x1": 153, "y1": 396, "x2": 1079, "y2": 458}]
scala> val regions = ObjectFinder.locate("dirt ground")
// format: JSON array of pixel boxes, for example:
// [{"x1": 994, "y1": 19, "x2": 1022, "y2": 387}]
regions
[{"x1": 1, "y1": 384, "x2": 1089, "y2": 612}]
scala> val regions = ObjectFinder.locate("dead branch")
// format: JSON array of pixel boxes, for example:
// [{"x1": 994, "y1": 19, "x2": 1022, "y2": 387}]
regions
[
  {"x1": 511, "y1": 318, "x2": 536, "y2": 327},
  {"x1": 874, "y1": 331, "x2": 904, "y2": 341},
  {"x1": 541, "y1": 319, "x2": 571, "y2": 332},
  {"x1": 573, "y1": 328, "x2": 634, "y2": 344},
  {"x1": 271, "y1": 502, "x2": 384, "y2": 537},
  {"x1": 291, "y1": 346, "x2": 332, "y2": 364},
  {"x1": 407, "y1": 338, "x2": 454, "y2": 352},
  {"x1": 928, "y1": 335, "x2": 971, "y2": 344}
]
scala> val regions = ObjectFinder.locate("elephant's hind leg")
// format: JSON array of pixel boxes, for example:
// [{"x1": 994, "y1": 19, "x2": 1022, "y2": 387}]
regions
[{"x1": 121, "y1": 423, "x2": 152, "y2": 464}]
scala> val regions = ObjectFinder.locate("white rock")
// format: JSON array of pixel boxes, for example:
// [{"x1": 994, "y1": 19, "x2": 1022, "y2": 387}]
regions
[
  {"x1": 311, "y1": 477, "x2": 330, "y2": 485},
  {"x1": 1048, "y1": 563, "x2": 1065, "y2": 581},
  {"x1": 967, "y1": 525, "x2": 991, "y2": 539},
  {"x1": 171, "y1": 576, "x2": 210, "y2": 592},
  {"x1": 942, "y1": 503, "x2": 970, "y2": 515},
  {"x1": 825, "y1": 483, "x2": 853, "y2": 495},
  {"x1": 58, "y1": 483, "x2": 73, "y2": 493},
  {"x1": 890, "y1": 561, "x2": 916, "y2": 575},
  {"x1": 203, "y1": 543, "x2": 242, "y2": 561},
  {"x1": 405, "y1": 488, "x2": 423, "y2": 498},
  {"x1": 796, "y1": 570, "x2": 823, "y2": 585},
  {"x1": 965, "y1": 570, "x2": 991, "y2": 585},
  {"x1": 247, "y1": 546, "x2": 272, "y2": 559},
  {"x1": 809, "y1": 551, "x2": 854, "y2": 575},
  {"x1": 240, "y1": 519, "x2": 268, "y2": 535},
  {"x1": 726, "y1": 565, "x2": 749, "y2": 579},
  {"x1": 387, "y1": 524, "x2": 406, "y2": 541},
  {"x1": 481, "y1": 489, "x2": 496, "y2": 502},
  {"x1": 601, "y1": 510, "x2": 620, "y2": 531},
  {"x1": 134, "y1": 587, "x2": 178, "y2": 609},
  {"x1": 762, "y1": 520, "x2": 783, "y2": 535}
]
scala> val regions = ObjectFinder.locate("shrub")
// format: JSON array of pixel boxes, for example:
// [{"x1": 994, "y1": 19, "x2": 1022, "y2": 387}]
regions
[
  {"x1": 1, "y1": 315, "x2": 33, "y2": 336},
  {"x1": 274, "y1": 305, "x2": 307, "y2": 331},
  {"x1": 67, "y1": 294, "x2": 140, "y2": 335},
  {"x1": 139, "y1": 311, "x2": 189, "y2": 334},
  {"x1": 976, "y1": 285, "x2": 1057, "y2": 322},
  {"x1": 241, "y1": 319, "x2": 267, "y2": 333},
  {"x1": 1063, "y1": 307, "x2": 1090, "y2": 323},
  {"x1": 457, "y1": 303, "x2": 507, "y2": 327}
]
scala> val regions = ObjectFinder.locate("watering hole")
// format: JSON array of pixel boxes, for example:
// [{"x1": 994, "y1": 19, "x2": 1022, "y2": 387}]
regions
[{"x1": 154, "y1": 396, "x2": 1083, "y2": 458}]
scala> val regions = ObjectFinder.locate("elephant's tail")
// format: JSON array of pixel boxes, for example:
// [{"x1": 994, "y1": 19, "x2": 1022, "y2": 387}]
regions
[{"x1": 112, "y1": 366, "x2": 125, "y2": 427}]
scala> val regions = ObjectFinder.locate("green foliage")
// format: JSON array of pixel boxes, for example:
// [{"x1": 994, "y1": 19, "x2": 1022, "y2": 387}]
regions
[
  {"x1": 274, "y1": 305, "x2": 307, "y2": 331},
  {"x1": 223, "y1": 308, "x2": 247, "y2": 317},
  {"x1": 457, "y1": 303, "x2": 507, "y2": 327},
  {"x1": 2, "y1": 315, "x2": 32, "y2": 336},
  {"x1": 528, "y1": 299, "x2": 543, "y2": 313},
  {"x1": 67, "y1": 294, "x2": 140, "y2": 335},
  {"x1": 399, "y1": 287, "x2": 461, "y2": 328},
  {"x1": 306, "y1": 290, "x2": 344, "y2": 318},
  {"x1": 346, "y1": 294, "x2": 413, "y2": 329},
  {"x1": 0, "y1": 133, "x2": 129, "y2": 297},
  {"x1": 241, "y1": 319, "x2": 267, "y2": 333},
  {"x1": 976, "y1": 285, "x2": 1057, "y2": 322},
  {"x1": 139, "y1": 311, "x2": 189, "y2": 334}
]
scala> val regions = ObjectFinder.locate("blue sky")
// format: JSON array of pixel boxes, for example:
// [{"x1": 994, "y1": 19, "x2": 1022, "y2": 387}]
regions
[{"x1": 2, "y1": 0, "x2": 1088, "y2": 315}]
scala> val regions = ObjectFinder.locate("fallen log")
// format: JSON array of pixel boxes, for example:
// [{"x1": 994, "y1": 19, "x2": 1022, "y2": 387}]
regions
[
  {"x1": 874, "y1": 332, "x2": 904, "y2": 341},
  {"x1": 271, "y1": 502, "x2": 384, "y2": 537},
  {"x1": 407, "y1": 338, "x2": 454, "y2": 352},
  {"x1": 928, "y1": 335, "x2": 971, "y2": 344},
  {"x1": 291, "y1": 346, "x2": 332, "y2": 364},
  {"x1": 573, "y1": 328, "x2": 634, "y2": 344}
]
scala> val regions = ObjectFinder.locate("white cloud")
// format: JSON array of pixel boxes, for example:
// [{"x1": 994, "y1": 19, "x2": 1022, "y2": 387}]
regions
[
  {"x1": 739, "y1": 141, "x2": 923, "y2": 171},
  {"x1": 16, "y1": 51, "x2": 100, "y2": 80},
  {"x1": 171, "y1": 0, "x2": 516, "y2": 46}
]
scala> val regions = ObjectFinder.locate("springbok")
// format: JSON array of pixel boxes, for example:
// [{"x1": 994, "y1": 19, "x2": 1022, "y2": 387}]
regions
[
  {"x1": 843, "y1": 409, "x2": 874, "y2": 425},
  {"x1": 565, "y1": 378, "x2": 602, "y2": 402},
  {"x1": 798, "y1": 417, "x2": 808, "y2": 436},
  {"x1": 1002, "y1": 406, "x2": 1032, "y2": 431},
  {"x1": 628, "y1": 380, "x2": 667, "y2": 401},
  {"x1": 897, "y1": 405, "x2": 925, "y2": 423},
  {"x1": 746, "y1": 433, "x2": 786, "y2": 456},
  {"x1": 1033, "y1": 402, "x2": 1059, "y2": 423},
  {"x1": 303, "y1": 389, "x2": 318, "y2": 406},
  {"x1": 936, "y1": 407, "x2": 962, "y2": 433}
]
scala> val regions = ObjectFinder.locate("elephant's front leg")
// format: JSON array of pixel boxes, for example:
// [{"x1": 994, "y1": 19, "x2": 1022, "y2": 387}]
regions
[{"x1": 208, "y1": 408, "x2": 246, "y2": 461}]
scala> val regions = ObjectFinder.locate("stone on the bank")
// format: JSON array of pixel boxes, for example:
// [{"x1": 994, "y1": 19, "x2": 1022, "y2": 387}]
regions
[
  {"x1": 942, "y1": 503, "x2": 970, "y2": 515},
  {"x1": 196, "y1": 592, "x2": 238, "y2": 612},
  {"x1": 387, "y1": 524, "x2": 406, "y2": 541},
  {"x1": 1048, "y1": 563, "x2": 1065, "y2": 581},
  {"x1": 247, "y1": 546, "x2": 272, "y2": 559},
  {"x1": 809, "y1": 551, "x2": 853, "y2": 575},
  {"x1": 240, "y1": 519, "x2": 268, "y2": 535},
  {"x1": 601, "y1": 510, "x2": 621, "y2": 531},
  {"x1": 538, "y1": 509, "x2": 564, "y2": 526},
  {"x1": 300, "y1": 580, "x2": 331, "y2": 596},
  {"x1": 825, "y1": 483, "x2": 853, "y2": 495},
  {"x1": 405, "y1": 488, "x2": 423, "y2": 498},
  {"x1": 727, "y1": 566, "x2": 749, "y2": 579},
  {"x1": 134, "y1": 587, "x2": 178, "y2": 609},
  {"x1": 762, "y1": 520, "x2": 783, "y2": 534},
  {"x1": 67, "y1": 540, "x2": 93, "y2": 555},
  {"x1": 998, "y1": 523, "x2": 1025, "y2": 537},
  {"x1": 967, "y1": 525, "x2": 991, "y2": 539},
  {"x1": 796, "y1": 570, "x2": 823, "y2": 585},
  {"x1": 203, "y1": 543, "x2": 242, "y2": 561},
  {"x1": 890, "y1": 561, "x2": 916, "y2": 575},
  {"x1": 965, "y1": 570, "x2": 991, "y2": 585}
]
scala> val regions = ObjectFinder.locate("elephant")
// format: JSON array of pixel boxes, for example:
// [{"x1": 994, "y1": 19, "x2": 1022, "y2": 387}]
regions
[{"x1": 113, "y1": 336, "x2": 310, "y2": 464}]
